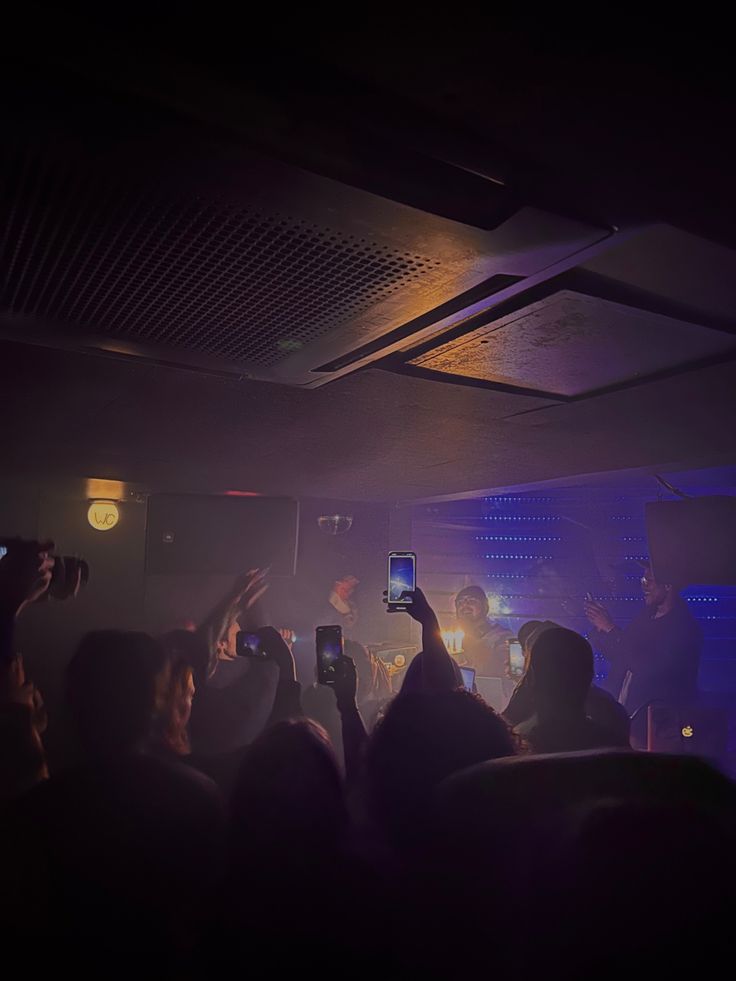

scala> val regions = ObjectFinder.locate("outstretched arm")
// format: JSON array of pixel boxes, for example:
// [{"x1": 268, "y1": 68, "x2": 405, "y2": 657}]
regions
[
  {"x1": 584, "y1": 597, "x2": 624, "y2": 661},
  {"x1": 196, "y1": 569, "x2": 269, "y2": 666},
  {"x1": 0, "y1": 540, "x2": 54, "y2": 796},
  {"x1": 258, "y1": 626, "x2": 303, "y2": 726},
  {"x1": 333, "y1": 655, "x2": 367, "y2": 783},
  {"x1": 1, "y1": 539, "x2": 54, "y2": 662},
  {"x1": 385, "y1": 587, "x2": 460, "y2": 693}
]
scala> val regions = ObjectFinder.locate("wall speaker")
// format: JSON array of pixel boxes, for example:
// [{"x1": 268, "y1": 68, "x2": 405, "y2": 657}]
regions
[{"x1": 145, "y1": 494, "x2": 298, "y2": 576}]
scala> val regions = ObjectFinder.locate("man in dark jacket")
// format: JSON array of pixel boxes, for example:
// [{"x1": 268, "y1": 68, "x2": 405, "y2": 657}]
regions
[{"x1": 584, "y1": 563, "x2": 702, "y2": 715}]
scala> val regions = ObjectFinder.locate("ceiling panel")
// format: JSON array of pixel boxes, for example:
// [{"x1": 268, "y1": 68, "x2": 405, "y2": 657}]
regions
[
  {"x1": 0, "y1": 63, "x2": 606, "y2": 387},
  {"x1": 408, "y1": 289, "x2": 736, "y2": 396}
]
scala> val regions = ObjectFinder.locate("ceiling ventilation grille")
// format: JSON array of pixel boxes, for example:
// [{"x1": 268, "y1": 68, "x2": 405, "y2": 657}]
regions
[{"x1": 0, "y1": 149, "x2": 440, "y2": 367}]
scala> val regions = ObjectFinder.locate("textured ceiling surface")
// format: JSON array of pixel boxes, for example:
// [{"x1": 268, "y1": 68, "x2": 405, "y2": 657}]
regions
[
  {"x1": 409, "y1": 289, "x2": 736, "y2": 395},
  {"x1": 2, "y1": 16, "x2": 736, "y2": 501}
]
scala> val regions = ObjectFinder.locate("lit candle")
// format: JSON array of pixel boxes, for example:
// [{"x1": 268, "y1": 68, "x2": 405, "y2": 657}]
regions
[{"x1": 441, "y1": 629, "x2": 465, "y2": 654}]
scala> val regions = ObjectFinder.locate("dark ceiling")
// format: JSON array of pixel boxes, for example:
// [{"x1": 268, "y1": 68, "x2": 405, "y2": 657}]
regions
[
  {"x1": 2, "y1": 338, "x2": 735, "y2": 502},
  {"x1": 2, "y1": 10, "x2": 735, "y2": 502},
  {"x1": 36, "y1": 9, "x2": 733, "y2": 246}
]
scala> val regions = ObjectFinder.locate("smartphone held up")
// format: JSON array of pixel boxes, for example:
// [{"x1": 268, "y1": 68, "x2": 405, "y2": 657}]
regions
[
  {"x1": 316, "y1": 624, "x2": 344, "y2": 685},
  {"x1": 386, "y1": 551, "x2": 416, "y2": 612},
  {"x1": 507, "y1": 639, "x2": 525, "y2": 678},
  {"x1": 235, "y1": 631, "x2": 266, "y2": 657}
]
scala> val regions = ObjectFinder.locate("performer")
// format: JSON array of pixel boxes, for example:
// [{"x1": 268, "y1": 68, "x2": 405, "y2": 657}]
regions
[
  {"x1": 454, "y1": 585, "x2": 513, "y2": 678},
  {"x1": 584, "y1": 562, "x2": 701, "y2": 713}
]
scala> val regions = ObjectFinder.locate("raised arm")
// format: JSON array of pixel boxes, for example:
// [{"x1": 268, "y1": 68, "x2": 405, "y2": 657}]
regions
[
  {"x1": 333, "y1": 655, "x2": 367, "y2": 783},
  {"x1": 385, "y1": 587, "x2": 461, "y2": 693},
  {"x1": 0, "y1": 540, "x2": 55, "y2": 797},
  {"x1": 584, "y1": 597, "x2": 625, "y2": 661},
  {"x1": 196, "y1": 569, "x2": 269, "y2": 666}
]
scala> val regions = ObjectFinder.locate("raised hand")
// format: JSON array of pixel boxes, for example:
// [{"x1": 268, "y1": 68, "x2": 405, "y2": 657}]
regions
[
  {"x1": 584, "y1": 597, "x2": 616, "y2": 634},
  {"x1": 231, "y1": 568, "x2": 270, "y2": 611},
  {"x1": 197, "y1": 568, "x2": 270, "y2": 663},
  {"x1": 333, "y1": 655, "x2": 358, "y2": 710},
  {"x1": 255, "y1": 625, "x2": 296, "y2": 681},
  {"x1": 0, "y1": 539, "x2": 55, "y2": 617},
  {"x1": 383, "y1": 586, "x2": 435, "y2": 626}
]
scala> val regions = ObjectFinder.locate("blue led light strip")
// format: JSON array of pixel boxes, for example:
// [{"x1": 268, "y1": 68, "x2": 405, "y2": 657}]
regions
[
  {"x1": 475, "y1": 535, "x2": 562, "y2": 542},
  {"x1": 481, "y1": 515, "x2": 562, "y2": 522},
  {"x1": 483, "y1": 496, "x2": 556, "y2": 503},
  {"x1": 481, "y1": 553, "x2": 554, "y2": 560}
]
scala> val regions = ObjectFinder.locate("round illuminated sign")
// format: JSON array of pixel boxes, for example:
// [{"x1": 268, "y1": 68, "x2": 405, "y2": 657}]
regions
[
  {"x1": 87, "y1": 500, "x2": 120, "y2": 532},
  {"x1": 681, "y1": 725, "x2": 694, "y2": 738}
]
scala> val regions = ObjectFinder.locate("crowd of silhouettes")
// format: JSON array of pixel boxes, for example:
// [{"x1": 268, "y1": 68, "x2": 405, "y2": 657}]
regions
[{"x1": 1, "y1": 538, "x2": 734, "y2": 978}]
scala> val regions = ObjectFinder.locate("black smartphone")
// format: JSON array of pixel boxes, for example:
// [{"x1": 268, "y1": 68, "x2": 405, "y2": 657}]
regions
[
  {"x1": 460, "y1": 665, "x2": 476, "y2": 692},
  {"x1": 386, "y1": 551, "x2": 416, "y2": 612},
  {"x1": 316, "y1": 624, "x2": 344, "y2": 686},
  {"x1": 508, "y1": 639, "x2": 525, "y2": 678},
  {"x1": 236, "y1": 631, "x2": 265, "y2": 658}
]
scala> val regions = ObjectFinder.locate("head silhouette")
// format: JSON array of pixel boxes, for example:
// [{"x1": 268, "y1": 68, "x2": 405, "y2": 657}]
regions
[
  {"x1": 365, "y1": 690, "x2": 515, "y2": 849},
  {"x1": 529, "y1": 627, "x2": 593, "y2": 717},
  {"x1": 67, "y1": 631, "x2": 166, "y2": 756},
  {"x1": 231, "y1": 718, "x2": 347, "y2": 855}
]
